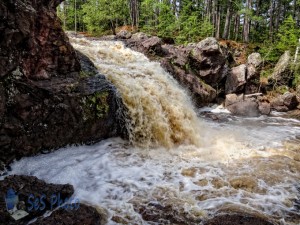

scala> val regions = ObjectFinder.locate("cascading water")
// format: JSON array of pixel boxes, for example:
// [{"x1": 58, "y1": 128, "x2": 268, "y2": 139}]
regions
[
  {"x1": 6, "y1": 36, "x2": 300, "y2": 224},
  {"x1": 70, "y1": 37, "x2": 202, "y2": 149}
]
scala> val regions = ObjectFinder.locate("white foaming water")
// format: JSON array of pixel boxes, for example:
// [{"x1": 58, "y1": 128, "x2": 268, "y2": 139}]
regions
[
  {"x1": 6, "y1": 37, "x2": 300, "y2": 224},
  {"x1": 70, "y1": 37, "x2": 202, "y2": 148}
]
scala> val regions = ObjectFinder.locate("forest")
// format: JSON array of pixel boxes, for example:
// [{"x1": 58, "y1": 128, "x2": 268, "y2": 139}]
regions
[{"x1": 57, "y1": 0, "x2": 300, "y2": 70}]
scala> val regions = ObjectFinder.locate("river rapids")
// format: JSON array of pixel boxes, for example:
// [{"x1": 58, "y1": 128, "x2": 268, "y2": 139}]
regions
[{"x1": 6, "y1": 36, "x2": 300, "y2": 224}]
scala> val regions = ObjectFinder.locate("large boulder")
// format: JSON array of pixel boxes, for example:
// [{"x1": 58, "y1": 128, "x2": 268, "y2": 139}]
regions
[
  {"x1": 245, "y1": 53, "x2": 263, "y2": 94},
  {"x1": 0, "y1": 0, "x2": 124, "y2": 168},
  {"x1": 161, "y1": 58, "x2": 217, "y2": 106},
  {"x1": 189, "y1": 37, "x2": 228, "y2": 87},
  {"x1": 269, "y1": 51, "x2": 293, "y2": 86},
  {"x1": 271, "y1": 92, "x2": 299, "y2": 112},
  {"x1": 116, "y1": 30, "x2": 132, "y2": 39},
  {"x1": 225, "y1": 64, "x2": 247, "y2": 94},
  {"x1": 141, "y1": 36, "x2": 164, "y2": 56},
  {"x1": 225, "y1": 94, "x2": 260, "y2": 117}
]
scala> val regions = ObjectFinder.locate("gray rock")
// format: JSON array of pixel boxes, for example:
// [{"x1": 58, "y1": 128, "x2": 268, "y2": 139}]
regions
[
  {"x1": 161, "y1": 59, "x2": 217, "y2": 106},
  {"x1": 227, "y1": 100, "x2": 259, "y2": 117},
  {"x1": 225, "y1": 64, "x2": 247, "y2": 94},
  {"x1": 247, "y1": 53, "x2": 263, "y2": 69},
  {"x1": 271, "y1": 92, "x2": 299, "y2": 112},
  {"x1": 189, "y1": 37, "x2": 227, "y2": 86},
  {"x1": 225, "y1": 94, "x2": 260, "y2": 117},
  {"x1": 258, "y1": 102, "x2": 271, "y2": 115},
  {"x1": 247, "y1": 52, "x2": 262, "y2": 80},
  {"x1": 141, "y1": 36, "x2": 163, "y2": 55},
  {"x1": 131, "y1": 32, "x2": 149, "y2": 41},
  {"x1": 224, "y1": 93, "x2": 244, "y2": 107},
  {"x1": 282, "y1": 92, "x2": 299, "y2": 109},
  {"x1": 269, "y1": 51, "x2": 292, "y2": 86},
  {"x1": 116, "y1": 30, "x2": 132, "y2": 39}
]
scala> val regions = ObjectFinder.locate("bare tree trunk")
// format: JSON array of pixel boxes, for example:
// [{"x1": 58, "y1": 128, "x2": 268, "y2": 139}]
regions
[
  {"x1": 243, "y1": 0, "x2": 251, "y2": 43},
  {"x1": 269, "y1": 0, "x2": 275, "y2": 41},
  {"x1": 206, "y1": 0, "x2": 212, "y2": 21},
  {"x1": 222, "y1": 0, "x2": 231, "y2": 39},
  {"x1": 254, "y1": 0, "x2": 260, "y2": 31},
  {"x1": 234, "y1": 14, "x2": 240, "y2": 41},
  {"x1": 212, "y1": 0, "x2": 217, "y2": 36},
  {"x1": 74, "y1": 0, "x2": 77, "y2": 34},
  {"x1": 275, "y1": 0, "x2": 281, "y2": 32},
  {"x1": 130, "y1": 0, "x2": 139, "y2": 28},
  {"x1": 215, "y1": 5, "x2": 221, "y2": 39},
  {"x1": 110, "y1": 20, "x2": 116, "y2": 35}
]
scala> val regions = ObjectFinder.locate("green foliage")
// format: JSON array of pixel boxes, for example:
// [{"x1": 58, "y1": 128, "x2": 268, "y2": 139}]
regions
[
  {"x1": 260, "y1": 16, "x2": 299, "y2": 63},
  {"x1": 156, "y1": 2, "x2": 176, "y2": 37},
  {"x1": 81, "y1": 0, "x2": 128, "y2": 34},
  {"x1": 175, "y1": 1, "x2": 213, "y2": 44},
  {"x1": 140, "y1": 0, "x2": 158, "y2": 34},
  {"x1": 276, "y1": 16, "x2": 299, "y2": 54},
  {"x1": 82, "y1": 92, "x2": 110, "y2": 120}
]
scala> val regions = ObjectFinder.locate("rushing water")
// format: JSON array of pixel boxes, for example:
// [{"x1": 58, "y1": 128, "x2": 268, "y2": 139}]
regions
[{"x1": 6, "y1": 37, "x2": 300, "y2": 224}]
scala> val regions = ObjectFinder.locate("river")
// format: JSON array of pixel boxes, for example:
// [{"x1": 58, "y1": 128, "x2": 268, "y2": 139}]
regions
[{"x1": 7, "y1": 36, "x2": 300, "y2": 224}]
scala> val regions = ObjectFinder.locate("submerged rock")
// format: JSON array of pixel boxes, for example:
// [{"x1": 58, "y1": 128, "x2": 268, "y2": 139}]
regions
[
  {"x1": 33, "y1": 204, "x2": 107, "y2": 225},
  {"x1": 0, "y1": 0, "x2": 125, "y2": 168}
]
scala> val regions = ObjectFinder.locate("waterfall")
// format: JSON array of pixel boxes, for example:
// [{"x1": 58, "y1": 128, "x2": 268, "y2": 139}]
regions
[{"x1": 70, "y1": 37, "x2": 202, "y2": 148}]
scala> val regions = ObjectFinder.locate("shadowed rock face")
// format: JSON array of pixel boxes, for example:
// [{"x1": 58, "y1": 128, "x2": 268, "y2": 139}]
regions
[
  {"x1": 0, "y1": 0, "x2": 125, "y2": 169},
  {"x1": 0, "y1": 0, "x2": 80, "y2": 80}
]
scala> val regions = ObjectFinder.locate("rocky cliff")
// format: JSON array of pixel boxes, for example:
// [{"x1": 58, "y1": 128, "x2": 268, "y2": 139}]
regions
[{"x1": 0, "y1": 0, "x2": 124, "y2": 169}]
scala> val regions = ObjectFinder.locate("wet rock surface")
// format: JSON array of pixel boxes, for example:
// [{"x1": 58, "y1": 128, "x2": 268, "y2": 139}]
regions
[
  {"x1": 32, "y1": 204, "x2": 106, "y2": 225},
  {"x1": 118, "y1": 34, "x2": 300, "y2": 115},
  {"x1": 0, "y1": 175, "x2": 74, "y2": 224},
  {"x1": 123, "y1": 35, "x2": 226, "y2": 106},
  {"x1": 203, "y1": 214, "x2": 276, "y2": 225},
  {"x1": 0, "y1": 175, "x2": 106, "y2": 225},
  {"x1": 0, "y1": 0, "x2": 124, "y2": 169},
  {"x1": 121, "y1": 35, "x2": 267, "y2": 108}
]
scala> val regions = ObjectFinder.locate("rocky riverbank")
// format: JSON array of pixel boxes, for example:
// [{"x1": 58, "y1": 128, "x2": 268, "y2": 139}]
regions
[{"x1": 114, "y1": 31, "x2": 300, "y2": 117}]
